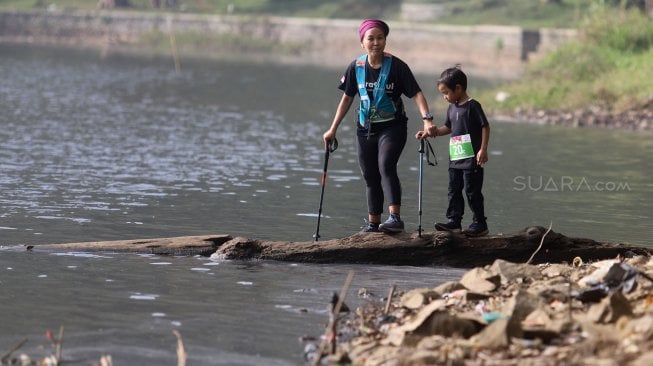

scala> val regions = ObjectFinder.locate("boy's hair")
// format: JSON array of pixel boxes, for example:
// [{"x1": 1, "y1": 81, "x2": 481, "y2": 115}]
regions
[{"x1": 438, "y1": 65, "x2": 467, "y2": 91}]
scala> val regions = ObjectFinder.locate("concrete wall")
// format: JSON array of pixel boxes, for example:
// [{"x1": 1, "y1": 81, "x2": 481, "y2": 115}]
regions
[{"x1": 0, "y1": 10, "x2": 577, "y2": 79}]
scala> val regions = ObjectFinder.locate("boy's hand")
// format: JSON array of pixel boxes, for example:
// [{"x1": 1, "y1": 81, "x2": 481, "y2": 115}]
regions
[{"x1": 476, "y1": 149, "x2": 488, "y2": 167}]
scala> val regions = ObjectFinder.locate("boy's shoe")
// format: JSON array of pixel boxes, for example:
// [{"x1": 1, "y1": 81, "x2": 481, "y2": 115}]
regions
[
  {"x1": 463, "y1": 222, "x2": 489, "y2": 237},
  {"x1": 434, "y1": 220, "x2": 462, "y2": 232},
  {"x1": 361, "y1": 222, "x2": 380, "y2": 233},
  {"x1": 379, "y1": 214, "x2": 404, "y2": 233}
]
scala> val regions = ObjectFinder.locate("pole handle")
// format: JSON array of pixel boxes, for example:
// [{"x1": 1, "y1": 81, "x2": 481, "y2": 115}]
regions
[{"x1": 327, "y1": 138, "x2": 338, "y2": 154}]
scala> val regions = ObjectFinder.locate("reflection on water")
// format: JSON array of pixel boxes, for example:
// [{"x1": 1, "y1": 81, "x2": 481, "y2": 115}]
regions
[{"x1": 0, "y1": 44, "x2": 651, "y2": 364}]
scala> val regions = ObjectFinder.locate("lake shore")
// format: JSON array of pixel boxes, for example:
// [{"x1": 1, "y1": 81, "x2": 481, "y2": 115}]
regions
[{"x1": 492, "y1": 104, "x2": 653, "y2": 131}]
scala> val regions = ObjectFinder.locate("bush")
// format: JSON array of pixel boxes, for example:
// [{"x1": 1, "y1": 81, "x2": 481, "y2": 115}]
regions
[
  {"x1": 481, "y1": 4, "x2": 653, "y2": 113},
  {"x1": 580, "y1": 5, "x2": 653, "y2": 53}
]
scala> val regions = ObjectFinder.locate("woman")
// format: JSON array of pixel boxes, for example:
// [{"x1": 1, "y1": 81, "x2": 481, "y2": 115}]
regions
[{"x1": 323, "y1": 19, "x2": 434, "y2": 233}]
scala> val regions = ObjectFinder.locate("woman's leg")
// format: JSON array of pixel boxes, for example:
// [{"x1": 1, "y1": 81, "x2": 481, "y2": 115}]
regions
[
  {"x1": 377, "y1": 124, "x2": 407, "y2": 212},
  {"x1": 376, "y1": 124, "x2": 407, "y2": 233},
  {"x1": 356, "y1": 133, "x2": 383, "y2": 224}
]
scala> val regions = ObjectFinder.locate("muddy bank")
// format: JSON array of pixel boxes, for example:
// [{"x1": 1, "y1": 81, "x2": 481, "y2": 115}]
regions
[
  {"x1": 308, "y1": 256, "x2": 653, "y2": 365},
  {"x1": 493, "y1": 104, "x2": 653, "y2": 131}
]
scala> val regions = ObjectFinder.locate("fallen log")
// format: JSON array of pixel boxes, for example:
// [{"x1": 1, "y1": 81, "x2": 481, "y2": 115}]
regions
[
  {"x1": 211, "y1": 226, "x2": 651, "y2": 267},
  {"x1": 26, "y1": 227, "x2": 651, "y2": 267},
  {"x1": 30, "y1": 234, "x2": 232, "y2": 256}
]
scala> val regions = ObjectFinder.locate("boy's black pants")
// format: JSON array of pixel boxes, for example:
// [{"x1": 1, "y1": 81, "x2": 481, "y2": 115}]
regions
[{"x1": 446, "y1": 167, "x2": 486, "y2": 225}]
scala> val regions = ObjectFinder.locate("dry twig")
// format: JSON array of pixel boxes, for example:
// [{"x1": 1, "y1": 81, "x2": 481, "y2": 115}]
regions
[
  {"x1": 384, "y1": 285, "x2": 396, "y2": 315},
  {"x1": 55, "y1": 326, "x2": 64, "y2": 363},
  {"x1": 312, "y1": 270, "x2": 354, "y2": 366}
]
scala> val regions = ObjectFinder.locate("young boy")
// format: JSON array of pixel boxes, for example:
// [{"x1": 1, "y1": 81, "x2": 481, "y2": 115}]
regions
[{"x1": 423, "y1": 66, "x2": 490, "y2": 237}]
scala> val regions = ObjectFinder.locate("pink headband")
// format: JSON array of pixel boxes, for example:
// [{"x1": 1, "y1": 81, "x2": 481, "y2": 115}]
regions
[{"x1": 358, "y1": 19, "x2": 389, "y2": 42}]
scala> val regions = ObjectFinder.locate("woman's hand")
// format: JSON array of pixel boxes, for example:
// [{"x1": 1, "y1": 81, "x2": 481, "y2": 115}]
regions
[
  {"x1": 415, "y1": 130, "x2": 428, "y2": 140},
  {"x1": 323, "y1": 129, "x2": 337, "y2": 149}
]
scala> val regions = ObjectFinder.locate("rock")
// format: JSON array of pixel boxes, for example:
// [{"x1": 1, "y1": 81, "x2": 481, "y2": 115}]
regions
[
  {"x1": 586, "y1": 291, "x2": 633, "y2": 324},
  {"x1": 460, "y1": 267, "x2": 501, "y2": 293},
  {"x1": 522, "y1": 308, "x2": 552, "y2": 329},
  {"x1": 631, "y1": 351, "x2": 653, "y2": 366},
  {"x1": 333, "y1": 256, "x2": 653, "y2": 365},
  {"x1": 527, "y1": 279, "x2": 571, "y2": 303},
  {"x1": 399, "y1": 288, "x2": 440, "y2": 310},
  {"x1": 384, "y1": 300, "x2": 447, "y2": 346},
  {"x1": 541, "y1": 263, "x2": 573, "y2": 278},
  {"x1": 433, "y1": 281, "x2": 465, "y2": 295},
  {"x1": 420, "y1": 312, "x2": 480, "y2": 339},
  {"x1": 472, "y1": 318, "x2": 512, "y2": 349},
  {"x1": 505, "y1": 290, "x2": 543, "y2": 324},
  {"x1": 521, "y1": 307, "x2": 571, "y2": 342},
  {"x1": 490, "y1": 259, "x2": 543, "y2": 283}
]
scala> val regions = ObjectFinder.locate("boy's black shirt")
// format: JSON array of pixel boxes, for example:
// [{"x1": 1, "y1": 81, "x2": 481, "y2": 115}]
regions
[{"x1": 444, "y1": 99, "x2": 489, "y2": 170}]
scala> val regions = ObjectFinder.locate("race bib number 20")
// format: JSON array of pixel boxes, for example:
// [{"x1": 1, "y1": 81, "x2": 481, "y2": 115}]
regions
[{"x1": 449, "y1": 134, "x2": 475, "y2": 161}]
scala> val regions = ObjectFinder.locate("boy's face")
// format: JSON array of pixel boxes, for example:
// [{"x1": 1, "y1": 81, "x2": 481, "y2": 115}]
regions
[{"x1": 437, "y1": 83, "x2": 464, "y2": 104}]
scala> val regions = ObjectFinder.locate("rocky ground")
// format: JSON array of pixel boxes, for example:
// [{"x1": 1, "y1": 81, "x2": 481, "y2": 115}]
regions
[
  {"x1": 309, "y1": 254, "x2": 653, "y2": 365},
  {"x1": 492, "y1": 103, "x2": 653, "y2": 131}
]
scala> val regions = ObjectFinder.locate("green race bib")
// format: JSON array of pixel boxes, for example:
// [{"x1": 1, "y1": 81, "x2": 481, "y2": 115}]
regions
[{"x1": 449, "y1": 134, "x2": 475, "y2": 161}]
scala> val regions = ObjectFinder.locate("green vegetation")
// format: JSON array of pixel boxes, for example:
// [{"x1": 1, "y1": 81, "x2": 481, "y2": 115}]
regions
[
  {"x1": 479, "y1": 5, "x2": 653, "y2": 113},
  {"x1": 412, "y1": 0, "x2": 592, "y2": 28}
]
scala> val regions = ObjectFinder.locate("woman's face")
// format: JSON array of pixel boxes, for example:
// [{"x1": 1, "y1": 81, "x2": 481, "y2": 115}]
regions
[{"x1": 360, "y1": 27, "x2": 386, "y2": 56}]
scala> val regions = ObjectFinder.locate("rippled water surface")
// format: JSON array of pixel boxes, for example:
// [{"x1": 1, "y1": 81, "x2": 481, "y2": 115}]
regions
[
  {"x1": 0, "y1": 44, "x2": 651, "y2": 364},
  {"x1": 1, "y1": 250, "x2": 463, "y2": 365}
]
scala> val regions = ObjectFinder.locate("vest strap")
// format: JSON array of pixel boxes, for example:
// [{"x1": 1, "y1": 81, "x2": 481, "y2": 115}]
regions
[{"x1": 355, "y1": 54, "x2": 396, "y2": 128}]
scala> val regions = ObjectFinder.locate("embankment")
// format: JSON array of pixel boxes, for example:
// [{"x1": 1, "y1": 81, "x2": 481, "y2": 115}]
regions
[{"x1": 0, "y1": 9, "x2": 576, "y2": 79}]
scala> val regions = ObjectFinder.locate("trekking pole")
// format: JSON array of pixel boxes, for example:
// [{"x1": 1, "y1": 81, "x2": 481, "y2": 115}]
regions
[
  {"x1": 314, "y1": 138, "x2": 338, "y2": 241},
  {"x1": 418, "y1": 139, "x2": 425, "y2": 238}
]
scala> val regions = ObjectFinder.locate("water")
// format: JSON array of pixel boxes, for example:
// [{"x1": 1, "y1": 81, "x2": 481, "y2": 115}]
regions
[
  {"x1": 0, "y1": 44, "x2": 651, "y2": 364},
  {"x1": 1, "y1": 251, "x2": 458, "y2": 365}
]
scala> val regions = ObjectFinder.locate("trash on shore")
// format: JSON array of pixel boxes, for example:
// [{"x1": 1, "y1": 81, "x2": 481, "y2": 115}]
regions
[{"x1": 311, "y1": 255, "x2": 653, "y2": 365}]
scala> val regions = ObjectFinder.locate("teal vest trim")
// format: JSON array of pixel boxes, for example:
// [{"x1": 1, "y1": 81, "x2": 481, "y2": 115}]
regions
[{"x1": 355, "y1": 54, "x2": 396, "y2": 127}]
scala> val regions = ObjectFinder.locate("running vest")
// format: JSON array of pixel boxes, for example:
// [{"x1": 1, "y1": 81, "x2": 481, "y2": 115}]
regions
[{"x1": 355, "y1": 54, "x2": 396, "y2": 127}]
